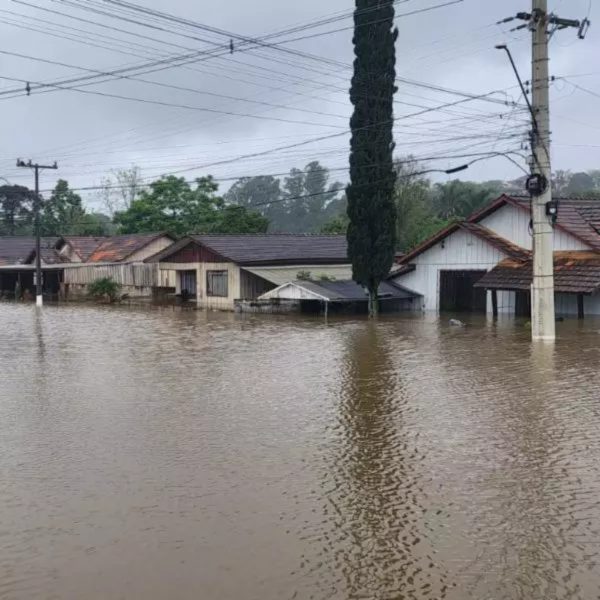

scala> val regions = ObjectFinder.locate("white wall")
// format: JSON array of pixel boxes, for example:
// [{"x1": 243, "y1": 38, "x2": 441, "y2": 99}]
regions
[
  {"x1": 480, "y1": 204, "x2": 589, "y2": 251},
  {"x1": 394, "y1": 228, "x2": 507, "y2": 312}
]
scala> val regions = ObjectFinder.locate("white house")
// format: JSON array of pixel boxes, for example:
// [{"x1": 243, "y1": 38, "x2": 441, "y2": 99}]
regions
[{"x1": 391, "y1": 194, "x2": 600, "y2": 318}]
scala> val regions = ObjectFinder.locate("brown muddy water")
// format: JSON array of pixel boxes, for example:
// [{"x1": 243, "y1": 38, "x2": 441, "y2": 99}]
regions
[{"x1": 1, "y1": 303, "x2": 600, "y2": 600}]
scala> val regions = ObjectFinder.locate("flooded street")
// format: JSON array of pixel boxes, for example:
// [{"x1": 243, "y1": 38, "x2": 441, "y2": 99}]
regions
[{"x1": 1, "y1": 303, "x2": 600, "y2": 600}]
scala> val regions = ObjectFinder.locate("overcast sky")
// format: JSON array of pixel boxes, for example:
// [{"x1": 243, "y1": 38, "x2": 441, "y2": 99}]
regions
[{"x1": 0, "y1": 0, "x2": 597, "y2": 209}]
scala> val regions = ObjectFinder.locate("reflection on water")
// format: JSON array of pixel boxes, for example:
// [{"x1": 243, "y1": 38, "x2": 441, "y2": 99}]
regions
[{"x1": 1, "y1": 304, "x2": 600, "y2": 599}]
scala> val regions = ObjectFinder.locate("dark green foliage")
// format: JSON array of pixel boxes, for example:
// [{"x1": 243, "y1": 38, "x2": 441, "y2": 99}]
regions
[
  {"x1": 0, "y1": 185, "x2": 34, "y2": 235},
  {"x1": 347, "y1": 0, "x2": 398, "y2": 315},
  {"x1": 321, "y1": 214, "x2": 349, "y2": 234},
  {"x1": 41, "y1": 179, "x2": 86, "y2": 235},
  {"x1": 430, "y1": 179, "x2": 502, "y2": 221},
  {"x1": 114, "y1": 176, "x2": 268, "y2": 236},
  {"x1": 224, "y1": 162, "x2": 344, "y2": 232},
  {"x1": 87, "y1": 277, "x2": 122, "y2": 302}
]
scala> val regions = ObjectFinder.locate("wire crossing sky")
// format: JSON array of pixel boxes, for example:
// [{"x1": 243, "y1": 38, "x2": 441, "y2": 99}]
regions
[{"x1": 0, "y1": 0, "x2": 597, "y2": 205}]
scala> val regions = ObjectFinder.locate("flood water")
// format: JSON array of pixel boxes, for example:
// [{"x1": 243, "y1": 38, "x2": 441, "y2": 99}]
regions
[{"x1": 1, "y1": 303, "x2": 600, "y2": 599}]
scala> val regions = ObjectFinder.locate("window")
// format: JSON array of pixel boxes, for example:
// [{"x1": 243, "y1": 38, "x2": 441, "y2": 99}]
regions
[{"x1": 206, "y1": 270, "x2": 228, "y2": 297}]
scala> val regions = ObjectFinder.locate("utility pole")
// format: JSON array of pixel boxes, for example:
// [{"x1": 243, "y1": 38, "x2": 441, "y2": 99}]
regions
[
  {"x1": 16, "y1": 159, "x2": 58, "y2": 307},
  {"x1": 499, "y1": 3, "x2": 589, "y2": 341}
]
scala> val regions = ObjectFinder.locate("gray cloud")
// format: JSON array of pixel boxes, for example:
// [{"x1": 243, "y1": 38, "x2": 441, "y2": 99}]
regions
[{"x1": 0, "y1": 0, "x2": 597, "y2": 208}]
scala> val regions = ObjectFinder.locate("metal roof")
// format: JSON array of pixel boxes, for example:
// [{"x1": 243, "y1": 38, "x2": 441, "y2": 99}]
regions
[
  {"x1": 88, "y1": 233, "x2": 171, "y2": 263},
  {"x1": 188, "y1": 234, "x2": 348, "y2": 265},
  {"x1": 242, "y1": 265, "x2": 353, "y2": 286},
  {"x1": 260, "y1": 279, "x2": 421, "y2": 302},
  {"x1": 0, "y1": 236, "x2": 59, "y2": 266}
]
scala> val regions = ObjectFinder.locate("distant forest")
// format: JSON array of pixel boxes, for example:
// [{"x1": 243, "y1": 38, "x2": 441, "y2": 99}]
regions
[{"x1": 2, "y1": 160, "x2": 600, "y2": 252}]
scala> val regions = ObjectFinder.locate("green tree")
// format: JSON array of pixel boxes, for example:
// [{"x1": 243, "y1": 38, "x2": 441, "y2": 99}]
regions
[
  {"x1": 0, "y1": 185, "x2": 34, "y2": 235},
  {"x1": 41, "y1": 179, "x2": 86, "y2": 235},
  {"x1": 565, "y1": 172, "x2": 596, "y2": 195},
  {"x1": 211, "y1": 205, "x2": 268, "y2": 234},
  {"x1": 394, "y1": 159, "x2": 447, "y2": 251},
  {"x1": 321, "y1": 214, "x2": 349, "y2": 234},
  {"x1": 114, "y1": 175, "x2": 268, "y2": 236},
  {"x1": 224, "y1": 175, "x2": 283, "y2": 230},
  {"x1": 80, "y1": 213, "x2": 115, "y2": 236},
  {"x1": 431, "y1": 180, "x2": 501, "y2": 220},
  {"x1": 346, "y1": 0, "x2": 398, "y2": 316}
]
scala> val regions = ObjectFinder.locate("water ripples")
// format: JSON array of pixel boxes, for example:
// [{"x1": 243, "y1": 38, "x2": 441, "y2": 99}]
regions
[{"x1": 1, "y1": 304, "x2": 600, "y2": 599}]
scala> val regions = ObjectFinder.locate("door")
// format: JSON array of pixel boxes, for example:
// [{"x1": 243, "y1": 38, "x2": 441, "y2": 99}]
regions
[
  {"x1": 515, "y1": 290, "x2": 531, "y2": 318},
  {"x1": 439, "y1": 270, "x2": 487, "y2": 313},
  {"x1": 180, "y1": 270, "x2": 197, "y2": 299}
]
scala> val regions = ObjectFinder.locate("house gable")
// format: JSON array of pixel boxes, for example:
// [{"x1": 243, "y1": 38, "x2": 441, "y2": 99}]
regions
[
  {"x1": 157, "y1": 240, "x2": 229, "y2": 264},
  {"x1": 477, "y1": 202, "x2": 589, "y2": 251}
]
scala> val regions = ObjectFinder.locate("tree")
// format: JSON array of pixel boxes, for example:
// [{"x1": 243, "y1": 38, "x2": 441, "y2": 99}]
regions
[
  {"x1": 431, "y1": 180, "x2": 501, "y2": 220},
  {"x1": 394, "y1": 158, "x2": 446, "y2": 251},
  {"x1": 40, "y1": 179, "x2": 86, "y2": 235},
  {"x1": 114, "y1": 175, "x2": 268, "y2": 236},
  {"x1": 346, "y1": 0, "x2": 398, "y2": 316},
  {"x1": 565, "y1": 172, "x2": 596, "y2": 195},
  {"x1": 321, "y1": 214, "x2": 349, "y2": 234},
  {"x1": 224, "y1": 175, "x2": 283, "y2": 230},
  {"x1": 80, "y1": 213, "x2": 115, "y2": 236},
  {"x1": 98, "y1": 166, "x2": 143, "y2": 217},
  {"x1": 0, "y1": 185, "x2": 34, "y2": 235},
  {"x1": 211, "y1": 205, "x2": 268, "y2": 234}
]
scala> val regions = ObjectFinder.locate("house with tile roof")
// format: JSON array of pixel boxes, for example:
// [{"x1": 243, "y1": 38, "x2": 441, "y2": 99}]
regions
[
  {"x1": 146, "y1": 234, "x2": 350, "y2": 310},
  {"x1": 390, "y1": 194, "x2": 600, "y2": 317}
]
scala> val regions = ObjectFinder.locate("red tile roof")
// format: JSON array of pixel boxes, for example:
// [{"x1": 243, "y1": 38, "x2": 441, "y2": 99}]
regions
[
  {"x1": 87, "y1": 233, "x2": 171, "y2": 263},
  {"x1": 62, "y1": 236, "x2": 108, "y2": 261},
  {"x1": 475, "y1": 251, "x2": 600, "y2": 295}
]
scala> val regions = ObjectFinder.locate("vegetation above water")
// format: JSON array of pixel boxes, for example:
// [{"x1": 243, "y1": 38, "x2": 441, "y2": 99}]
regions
[{"x1": 88, "y1": 277, "x2": 122, "y2": 303}]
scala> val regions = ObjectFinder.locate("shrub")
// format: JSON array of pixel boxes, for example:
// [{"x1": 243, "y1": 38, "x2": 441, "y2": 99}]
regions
[
  {"x1": 87, "y1": 277, "x2": 122, "y2": 303},
  {"x1": 296, "y1": 270, "x2": 312, "y2": 281}
]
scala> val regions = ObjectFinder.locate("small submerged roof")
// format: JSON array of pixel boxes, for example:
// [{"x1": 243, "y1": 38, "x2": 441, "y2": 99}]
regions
[{"x1": 260, "y1": 279, "x2": 421, "y2": 302}]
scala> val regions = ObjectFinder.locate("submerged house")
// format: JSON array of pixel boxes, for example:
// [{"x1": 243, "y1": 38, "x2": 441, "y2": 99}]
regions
[
  {"x1": 0, "y1": 233, "x2": 176, "y2": 300},
  {"x1": 258, "y1": 279, "x2": 421, "y2": 314},
  {"x1": 146, "y1": 234, "x2": 350, "y2": 310},
  {"x1": 391, "y1": 194, "x2": 600, "y2": 317},
  {"x1": 59, "y1": 233, "x2": 176, "y2": 298},
  {"x1": 0, "y1": 237, "x2": 64, "y2": 297}
]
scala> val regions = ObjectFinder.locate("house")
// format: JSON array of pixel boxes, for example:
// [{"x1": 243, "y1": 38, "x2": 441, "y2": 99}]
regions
[
  {"x1": 257, "y1": 279, "x2": 421, "y2": 314},
  {"x1": 391, "y1": 194, "x2": 600, "y2": 317},
  {"x1": 59, "y1": 233, "x2": 176, "y2": 299},
  {"x1": 146, "y1": 234, "x2": 350, "y2": 310},
  {"x1": 0, "y1": 233, "x2": 177, "y2": 300},
  {"x1": 0, "y1": 237, "x2": 63, "y2": 298}
]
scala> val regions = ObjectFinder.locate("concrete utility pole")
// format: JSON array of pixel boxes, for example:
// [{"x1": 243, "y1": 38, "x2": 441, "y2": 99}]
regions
[
  {"x1": 499, "y1": 4, "x2": 589, "y2": 341},
  {"x1": 530, "y1": 0, "x2": 555, "y2": 342},
  {"x1": 16, "y1": 159, "x2": 58, "y2": 307}
]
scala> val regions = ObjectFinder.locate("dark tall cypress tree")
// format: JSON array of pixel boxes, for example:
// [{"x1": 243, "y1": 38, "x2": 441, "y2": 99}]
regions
[{"x1": 347, "y1": 0, "x2": 398, "y2": 316}]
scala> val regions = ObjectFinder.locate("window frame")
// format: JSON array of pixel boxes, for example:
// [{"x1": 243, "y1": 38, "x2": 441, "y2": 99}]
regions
[{"x1": 206, "y1": 269, "x2": 229, "y2": 298}]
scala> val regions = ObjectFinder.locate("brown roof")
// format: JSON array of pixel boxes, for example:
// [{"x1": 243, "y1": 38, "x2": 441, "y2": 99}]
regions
[
  {"x1": 469, "y1": 194, "x2": 600, "y2": 251},
  {"x1": 88, "y1": 233, "x2": 171, "y2": 263},
  {"x1": 0, "y1": 237, "x2": 59, "y2": 266},
  {"x1": 148, "y1": 234, "x2": 348, "y2": 266},
  {"x1": 62, "y1": 236, "x2": 108, "y2": 261},
  {"x1": 475, "y1": 251, "x2": 600, "y2": 295},
  {"x1": 398, "y1": 221, "x2": 529, "y2": 265}
]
